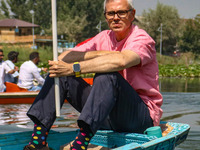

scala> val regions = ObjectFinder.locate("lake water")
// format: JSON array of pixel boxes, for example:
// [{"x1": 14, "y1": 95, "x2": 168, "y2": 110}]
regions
[{"x1": 0, "y1": 78, "x2": 199, "y2": 150}]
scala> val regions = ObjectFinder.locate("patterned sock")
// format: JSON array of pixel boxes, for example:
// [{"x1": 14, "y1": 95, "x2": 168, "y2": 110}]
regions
[
  {"x1": 29, "y1": 124, "x2": 49, "y2": 149},
  {"x1": 71, "y1": 127, "x2": 93, "y2": 150}
]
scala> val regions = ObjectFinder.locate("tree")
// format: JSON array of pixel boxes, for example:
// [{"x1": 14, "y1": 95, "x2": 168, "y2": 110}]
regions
[
  {"x1": 0, "y1": 10, "x2": 6, "y2": 20},
  {"x1": 0, "y1": 0, "x2": 51, "y2": 34},
  {"x1": 30, "y1": 0, "x2": 52, "y2": 33},
  {"x1": 57, "y1": 0, "x2": 106, "y2": 42},
  {"x1": 0, "y1": 0, "x2": 31, "y2": 20},
  {"x1": 0, "y1": 0, "x2": 9, "y2": 18},
  {"x1": 179, "y1": 14, "x2": 200, "y2": 54},
  {"x1": 0, "y1": 0, "x2": 107, "y2": 42},
  {"x1": 57, "y1": 15, "x2": 88, "y2": 42},
  {"x1": 139, "y1": 2, "x2": 181, "y2": 55}
]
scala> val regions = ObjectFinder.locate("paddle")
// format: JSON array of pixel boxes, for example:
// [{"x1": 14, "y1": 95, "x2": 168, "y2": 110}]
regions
[{"x1": 51, "y1": 0, "x2": 60, "y2": 117}]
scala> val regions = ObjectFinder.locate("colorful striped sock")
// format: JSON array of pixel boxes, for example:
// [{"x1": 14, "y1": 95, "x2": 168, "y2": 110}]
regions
[
  {"x1": 71, "y1": 128, "x2": 93, "y2": 150},
  {"x1": 29, "y1": 124, "x2": 49, "y2": 149}
]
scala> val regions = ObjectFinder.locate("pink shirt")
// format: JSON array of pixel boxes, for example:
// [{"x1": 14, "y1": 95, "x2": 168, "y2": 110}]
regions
[{"x1": 72, "y1": 25, "x2": 163, "y2": 126}]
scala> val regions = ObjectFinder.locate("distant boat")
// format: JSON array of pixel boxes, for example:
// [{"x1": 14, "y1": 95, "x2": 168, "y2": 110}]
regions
[
  {"x1": 0, "y1": 82, "x2": 38, "y2": 104},
  {"x1": 0, "y1": 91, "x2": 38, "y2": 104},
  {"x1": 0, "y1": 121, "x2": 190, "y2": 150},
  {"x1": 0, "y1": 78, "x2": 93, "y2": 104}
]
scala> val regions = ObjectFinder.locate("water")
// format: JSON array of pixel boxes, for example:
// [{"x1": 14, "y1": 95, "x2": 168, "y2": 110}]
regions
[
  {"x1": 159, "y1": 78, "x2": 200, "y2": 150},
  {"x1": 0, "y1": 77, "x2": 199, "y2": 149}
]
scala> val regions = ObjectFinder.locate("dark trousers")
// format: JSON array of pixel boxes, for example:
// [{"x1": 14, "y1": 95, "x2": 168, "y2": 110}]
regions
[{"x1": 27, "y1": 72, "x2": 153, "y2": 134}]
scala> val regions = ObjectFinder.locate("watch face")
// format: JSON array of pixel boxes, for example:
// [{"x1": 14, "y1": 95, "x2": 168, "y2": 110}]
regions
[{"x1": 73, "y1": 63, "x2": 80, "y2": 72}]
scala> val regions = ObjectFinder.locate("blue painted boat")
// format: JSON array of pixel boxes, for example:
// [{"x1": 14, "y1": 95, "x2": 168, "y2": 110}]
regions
[{"x1": 0, "y1": 121, "x2": 190, "y2": 150}]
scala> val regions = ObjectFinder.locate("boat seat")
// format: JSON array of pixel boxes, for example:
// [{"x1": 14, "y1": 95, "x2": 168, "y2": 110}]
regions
[{"x1": 5, "y1": 82, "x2": 28, "y2": 92}]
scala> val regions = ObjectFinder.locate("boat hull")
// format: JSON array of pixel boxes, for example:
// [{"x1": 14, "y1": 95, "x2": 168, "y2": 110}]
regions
[
  {"x1": 0, "y1": 92, "x2": 38, "y2": 104},
  {"x1": 0, "y1": 121, "x2": 190, "y2": 150},
  {"x1": 0, "y1": 78, "x2": 93, "y2": 104}
]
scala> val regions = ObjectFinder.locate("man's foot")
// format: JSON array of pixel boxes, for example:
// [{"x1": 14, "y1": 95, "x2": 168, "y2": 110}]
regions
[{"x1": 23, "y1": 144, "x2": 50, "y2": 150}]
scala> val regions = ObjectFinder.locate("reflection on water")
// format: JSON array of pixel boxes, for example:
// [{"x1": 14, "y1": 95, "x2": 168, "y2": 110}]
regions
[
  {"x1": 0, "y1": 78, "x2": 199, "y2": 149},
  {"x1": 160, "y1": 77, "x2": 200, "y2": 92},
  {"x1": 0, "y1": 103, "x2": 79, "y2": 128},
  {"x1": 0, "y1": 105, "x2": 30, "y2": 125},
  {"x1": 160, "y1": 78, "x2": 200, "y2": 150},
  {"x1": 161, "y1": 92, "x2": 200, "y2": 149}
]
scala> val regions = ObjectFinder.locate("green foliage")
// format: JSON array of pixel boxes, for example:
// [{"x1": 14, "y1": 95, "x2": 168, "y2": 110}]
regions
[
  {"x1": 139, "y1": 2, "x2": 181, "y2": 55},
  {"x1": 1, "y1": 0, "x2": 30, "y2": 20},
  {"x1": 0, "y1": 0, "x2": 52, "y2": 34},
  {"x1": 0, "y1": 0, "x2": 106, "y2": 43},
  {"x1": 178, "y1": 14, "x2": 200, "y2": 54},
  {"x1": 57, "y1": 15, "x2": 88, "y2": 42},
  {"x1": 159, "y1": 64, "x2": 200, "y2": 77},
  {"x1": 0, "y1": 11, "x2": 6, "y2": 20},
  {"x1": 31, "y1": 0, "x2": 52, "y2": 33},
  {"x1": 1, "y1": 46, "x2": 53, "y2": 69},
  {"x1": 57, "y1": 0, "x2": 106, "y2": 42},
  {"x1": 0, "y1": 1, "x2": 9, "y2": 17},
  {"x1": 157, "y1": 52, "x2": 200, "y2": 77}
]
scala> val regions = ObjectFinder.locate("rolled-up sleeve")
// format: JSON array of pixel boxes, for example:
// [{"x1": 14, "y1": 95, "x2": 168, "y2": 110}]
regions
[{"x1": 32, "y1": 68, "x2": 45, "y2": 85}]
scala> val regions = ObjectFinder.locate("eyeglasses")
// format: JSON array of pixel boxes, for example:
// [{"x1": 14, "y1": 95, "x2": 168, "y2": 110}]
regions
[{"x1": 104, "y1": 9, "x2": 133, "y2": 20}]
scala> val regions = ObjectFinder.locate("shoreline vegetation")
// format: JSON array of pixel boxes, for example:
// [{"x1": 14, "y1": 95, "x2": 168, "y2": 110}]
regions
[{"x1": 2, "y1": 46, "x2": 200, "y2": 78}]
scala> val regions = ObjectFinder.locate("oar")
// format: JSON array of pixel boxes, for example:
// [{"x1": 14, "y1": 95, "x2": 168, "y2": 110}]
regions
[{"x1": 51, "y1": 0, "x2": 60, "y2": 117}]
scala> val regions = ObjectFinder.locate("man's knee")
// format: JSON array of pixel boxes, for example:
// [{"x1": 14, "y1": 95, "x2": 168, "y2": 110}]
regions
[{"x1": 94, "y1": 72, "x2": 118, "y2": 83}]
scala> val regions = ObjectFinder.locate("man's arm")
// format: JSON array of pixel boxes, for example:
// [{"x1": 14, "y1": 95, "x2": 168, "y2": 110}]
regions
[
  {"x1": 49, "y1": 50, "x2": 140, "y2": 77},
  {"x1": 32, "y1": 69, "x2": 45, "y2": 85},
  {"x1": 4, "y1": 61, "x2": 18, "y2": 74},
  {"x1": 58, "y1": 50, "x2": 117, "y2": 63}
]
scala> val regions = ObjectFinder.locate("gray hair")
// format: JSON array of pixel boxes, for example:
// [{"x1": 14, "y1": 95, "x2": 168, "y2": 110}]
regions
[{"x1": 103, "y1": 0, "x2": 134, "y2": 11}]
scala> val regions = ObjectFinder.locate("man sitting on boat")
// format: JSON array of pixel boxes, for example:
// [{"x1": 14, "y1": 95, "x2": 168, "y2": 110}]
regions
[
  {"x1": 24, "y1": 0, "x2": 163, "y2": 149},
  {"x1": 4, "y1": 51, "x2": 19, "y2": 84},
  {"x1": 17, "y1": 52, "x2": 46, "y2": 91},
  {"x1": 0, "y1": 49, "x2": 18, "y2": 92}
]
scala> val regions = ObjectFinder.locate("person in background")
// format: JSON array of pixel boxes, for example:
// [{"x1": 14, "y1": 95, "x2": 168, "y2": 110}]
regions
[
  {"x1": 17, "y1": 52, "x2": 45, "y2": 91},
  {"x1": 0, "y1": 49, "x2": 17, "y2": 92},
  {"x1": 24, "y1": 0, "x2": 163, "y2": 150},
  {"x1": 5, "y1": 51, "x2": 19, "y2": 84}
]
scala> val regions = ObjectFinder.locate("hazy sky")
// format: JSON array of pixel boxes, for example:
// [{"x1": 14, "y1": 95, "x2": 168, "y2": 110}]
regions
[{"x1": 133, "y1": 0, "x2": 200, "y2": 19}]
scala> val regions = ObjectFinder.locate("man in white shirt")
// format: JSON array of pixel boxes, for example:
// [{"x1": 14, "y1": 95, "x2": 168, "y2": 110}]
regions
[
  {"x1": 0, "y1": 49, "x2": 17, "y2": 92},
  {"x1": 5, "y1": 51, "x2": 19, "y2": 83},
  {"x1": 17, "y1": 52, "x2": 45, "y2": 91}
]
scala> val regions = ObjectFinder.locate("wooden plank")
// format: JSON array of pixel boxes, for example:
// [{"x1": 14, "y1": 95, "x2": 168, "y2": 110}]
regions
[{"x1": 0, "y1": 92, "x2": 38, "y2": 98}]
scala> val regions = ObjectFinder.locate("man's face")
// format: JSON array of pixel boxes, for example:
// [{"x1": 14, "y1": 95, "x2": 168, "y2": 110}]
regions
[
  {"x1": 105, "y1": 0, "x2": 135, "y2": 36},
  {"x1": 13, "y1": 56, "x2": 18, "y2": 63},
  {"x1": 35, "y1": 57, "x2": 40, "y2": 65},
  {"x1": 0, "y1": 52, "x2": 4, "y2": 62}
]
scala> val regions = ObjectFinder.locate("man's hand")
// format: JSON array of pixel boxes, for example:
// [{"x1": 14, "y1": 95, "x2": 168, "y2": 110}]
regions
[
  {"x1": 14, "y1": 66, "x2": 19, "y2": 72},
  {"x1": 41, "y1": 67, "x2": 48, "y2": 72},
  {"x1": 48, "y1": 60, "x2": 73, "y2": 78}
]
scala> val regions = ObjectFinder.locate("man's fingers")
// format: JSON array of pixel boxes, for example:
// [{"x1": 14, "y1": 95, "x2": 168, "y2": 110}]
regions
[{"x1": 48, "y1": 60, "x2": 58, "y2": 66}]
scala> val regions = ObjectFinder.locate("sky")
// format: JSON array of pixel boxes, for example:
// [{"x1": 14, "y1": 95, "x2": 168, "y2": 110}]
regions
[
  {"x1": 133, "y1": 0, "x2": 200, "y2": 19},
  {"x1": 0, "y1": 0, "x2": 199, "y2": 19}
]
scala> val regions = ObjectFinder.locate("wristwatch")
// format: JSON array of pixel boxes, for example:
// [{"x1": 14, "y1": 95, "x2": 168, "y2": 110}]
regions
[{"x1": 73, "y1": 62, "x2": 81, "y2": 77}]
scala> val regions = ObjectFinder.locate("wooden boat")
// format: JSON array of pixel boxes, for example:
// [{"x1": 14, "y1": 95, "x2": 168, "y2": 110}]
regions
[
  {"x1": 0, "y1": 82, "x2": 38, "y2": 104},
  {"x1": 0, "y1": 78, "x2": 93, "y2": 104},
  {"x1": 0, "y1": 91, "x2": 38, "y2": 104},
  {"x1": 0, "y1": 121, "x2": 190, "y2": 150}
]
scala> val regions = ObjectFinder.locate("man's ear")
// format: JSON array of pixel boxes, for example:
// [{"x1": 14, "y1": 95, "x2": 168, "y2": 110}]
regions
[
  {"x1": 33, "y1": 57, "x2": 38, "y2": 63},
  {"x1": 131, "y1": 9, "x2": 136, "y2": 22}
]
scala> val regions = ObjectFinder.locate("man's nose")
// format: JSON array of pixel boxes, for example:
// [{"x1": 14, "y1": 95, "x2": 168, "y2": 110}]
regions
[{"x1": 113, "y1": 13, "x2": 120, "y2": 19}]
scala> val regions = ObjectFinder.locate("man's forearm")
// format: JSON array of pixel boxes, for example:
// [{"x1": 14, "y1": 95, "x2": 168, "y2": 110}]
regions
[
  {"x1": 80, "y1": 50, "x2": 140, "y2": 74},
  {"x1": 58, "y1": 50, "x2": 118, "y2": 63},
  {"x1": 79, "y1": 53, "x2": 126, "y2": 74}
]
